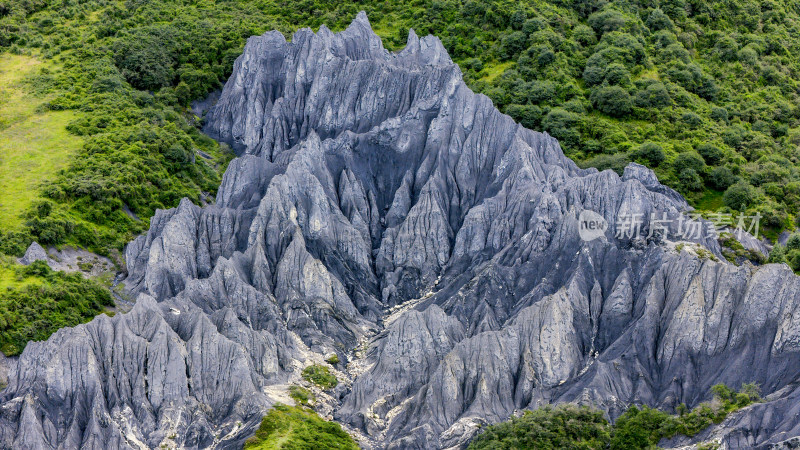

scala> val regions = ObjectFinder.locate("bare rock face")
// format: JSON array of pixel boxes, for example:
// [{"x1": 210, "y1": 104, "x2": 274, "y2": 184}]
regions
[
  {"x1": 19, "y1": 242, "x2": 50, "y2": 266},
  {"x1": 2, "y1": 12, "x2": 800, "y2": 449}
]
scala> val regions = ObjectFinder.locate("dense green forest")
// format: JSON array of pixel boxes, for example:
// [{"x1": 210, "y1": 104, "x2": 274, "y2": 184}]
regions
[
  {"x1": 2, "y1": 0, "x2": 800, "y2": 257},
  {"x1": 468, "y1": 383, "x2": 761, "y2": 449}
]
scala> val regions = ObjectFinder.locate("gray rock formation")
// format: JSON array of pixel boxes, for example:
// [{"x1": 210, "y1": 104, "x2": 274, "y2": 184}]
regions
[
  {"x1": 2, "y1": 11, "x2": 799, "y2": 449},
  {"x1": 19, "y1": 242, "x2": 50, "y2": 266}
]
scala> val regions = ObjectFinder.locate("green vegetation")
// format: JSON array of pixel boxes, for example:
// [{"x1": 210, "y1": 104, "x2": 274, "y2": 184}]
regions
[
  {"x1": 325, "y1": 354, "x2": 340, "y2": 365},
  {"x1": 693, "y1": 245, "x2": 718, "y2": 262},
  {"x1": 609, "y1": 383, "x2": 760, "y2": 448},
  {"x1": 289, "y1": 385, "x2": 315, "y2": 407},
  {"x1": 468, "y1": 404, "x2": 611, "y2": 449},
  {"x1": 768, "y1": 232, "x2": 800, "y2": 271},
  {"x1": 0, "y1": 0, "x2": 246, "y2": 353},
  {"x1": 719, "y1": 232, "x2": 765, "y2": 264},
  {"x1": 469, "y1": 383, "x2": 761, "y2": 449},
  {"x1": 301, "y1": 364, "x2": 338, "y2": 390},
  {"x1": 0, "y1": 0, "x2": 235, "y2": 256},
  {"x1": 244, "y1": 404, "x2": 358, "y2": 449},
  {"x1": 458, "y1": 0, "x2": 800, "y2": 238},
  {"x1": 0, "y1": 260, "x2": 113, "y2": 355},
  {"x1": 0, "y1": 53, "x2": 82, "y2": 230}
]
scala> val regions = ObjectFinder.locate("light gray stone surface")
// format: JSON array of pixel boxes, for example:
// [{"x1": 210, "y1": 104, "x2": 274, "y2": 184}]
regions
[
  {"x1": 18, "y1": 242, "x2": 50, "y2": 266},
  {"x1": 1, "y1": 12, "x2": 799, "y2": 449}
]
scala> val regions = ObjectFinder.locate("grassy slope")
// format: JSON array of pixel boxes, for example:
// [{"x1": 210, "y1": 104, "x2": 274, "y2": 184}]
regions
[
  {"x1": 480, "y1": 61, "x2": 515, "y2": 83},
  {"x1": 0, "y1": 53, "x2": 81, "y2": 229},
  {"x1": 244, "y1": 404, "x2": 358, "y2": 450},
  {"x1": 0, "y1": 255, "x2": 38, "y2": 291},
  {"x1": 0, "y1": 55, "x2": 117, "y2": 357}
]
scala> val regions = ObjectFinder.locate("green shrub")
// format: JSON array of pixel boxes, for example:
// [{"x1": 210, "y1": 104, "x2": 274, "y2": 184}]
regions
[
  {"x1": 572, "y1": 24, "x2": 597, "y2": 46},
  {"x1": 584, "y1": 64, "x2": 605, "y2": 86},
  {"x1": 603, "y1": 63, "x2": 631, "y2": 86},
  {"x1": 632, "y1": 142, "x2": 665, "y2": 167},
  {"x1": 588, "y1": 9, "x2": 628, "y2": 34},
  {"x1": 788, "y1": 250, "x2": 800, "y2": 272},
  {"x1": 714, "y1": 35, "x2": 740, "y2": 61},
  {"x1": 470, "y1": 384, "x2": 760, "y2": 450},
  {"x1": 646, "y1": 8, "x2": 674, "y2": 31},
  {"x1": 634, "y1": 82, "x2": 672, "y2": 108},
  {"x1": 289, "y1": 386, "x2": 315, "y2": 406},
  {"x1": 542, "y1": 108, "x2": 581, "y2": 149},
  {"x1": 681, "y1": 111, "x2": 702, "y2": 128},
  {"x1": 710, "y1": 107, "x2": 729, "y2": 123},
  {"x1": 500, "y1": 31, "x2": 527, "y2": 59},
  {"x1": 723, "y1": 182, "x2": 757, "y2": 211},
  {"x1": 786, "y1": 234, "x2": 800, "y2": 251},
  {"x1": 522, "y1": 17, "x2": 545, "y2": 34},
  {"x1": 708, "y1": 166, "x2": 736, "y2": 190},
  {"x1": 0, "y1": 231, "x2": 33, "y2": 257},
  {"x1": 673, "y1": 152, "x2": 706, "y2": 175},
  {"x1": 609, "y1": 405, "x2": 673, "y2": 449},
  {"x1": 469, "y1": 404, "x2": 610, "y2": 449},
  {"x1": 302, "y1": 364, "x2": 338, "y2": 390},
  {"x1": 595, "y1": 32, "x2": 647, "y2": 65},
  {"x1": 769, "y1": 244, "x2": 787, "y2": 263},
  {"x1": 696, "y1": 144, "x2": 722, "y2": 165},
  {"x1": 711, "y1": 384, "x2": 735, "y2": 403},
  {"x1": 112, "y1": 27, "x2": 177, "y2": 91},
  {"x1": 678, "y1": 168, "x2": 704, "y2": 191},
  {"x1": 591, "y1": 85, "x2": 632, "y2": 117},
  {"x1": 740, "y1": 383, "x2": 762, "y2": 402},
  {"x1": 504, "y1": 104, "x2": 542, "y2": 130}
]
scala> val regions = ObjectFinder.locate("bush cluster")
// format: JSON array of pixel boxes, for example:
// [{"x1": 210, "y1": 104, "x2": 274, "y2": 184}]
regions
[
  {"x1": 768, "y1": 233, "x2": 800, "y2": 271},
  {"x1": 301, "y1": 364, "x2": 338, "y2": 390},
  {"x1": 0, "y1": 261, "x2": 113, "y2": 356},
  {"x1": 288, "y1": 385, "x2": 315, "y2": 407},
  {"x1": 469, "y1": 383, "x2": 761, "y2": 449}
]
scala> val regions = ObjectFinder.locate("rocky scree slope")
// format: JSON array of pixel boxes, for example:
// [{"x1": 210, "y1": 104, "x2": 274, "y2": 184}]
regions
[{"x1": 2, "y1": 12, "x2": 800, "y2": 449}]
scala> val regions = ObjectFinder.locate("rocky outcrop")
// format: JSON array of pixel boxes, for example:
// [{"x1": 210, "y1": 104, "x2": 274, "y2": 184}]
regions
[
  {"x1": 1, "y1": 12, "x2": 799, "y2": 449},
  {"x1": 18, "y1": 242, "x2": 50, "y2": 266}
]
